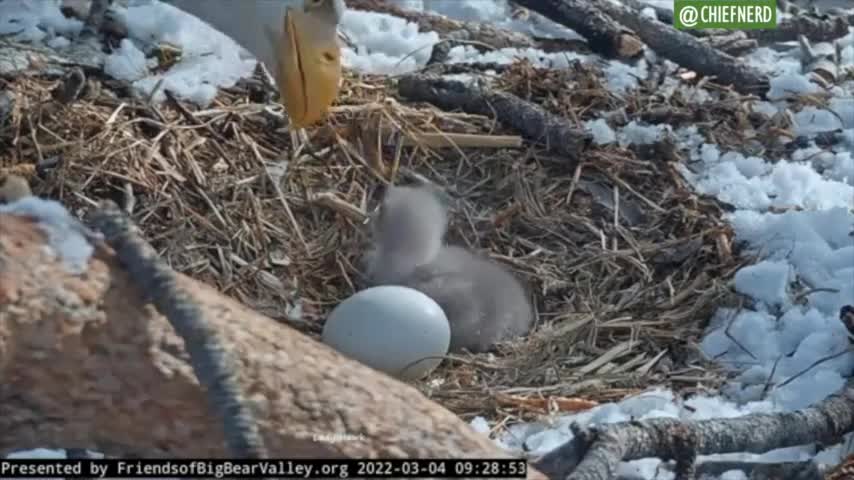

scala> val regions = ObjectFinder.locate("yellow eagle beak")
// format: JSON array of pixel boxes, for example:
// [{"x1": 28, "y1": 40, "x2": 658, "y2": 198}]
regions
[{"x1": 275, "y1": 6, "x2": 342, "y2": 129}]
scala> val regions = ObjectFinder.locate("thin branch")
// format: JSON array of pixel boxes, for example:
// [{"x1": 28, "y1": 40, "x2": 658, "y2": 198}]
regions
[{"x1": 533, "y1": 383, "x2": 854, "y2": 479}]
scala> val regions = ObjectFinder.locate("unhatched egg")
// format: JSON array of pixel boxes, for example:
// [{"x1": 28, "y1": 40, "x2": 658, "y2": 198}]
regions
[{"x1": 321, "y1": 285, "x2": 450, "y2": 381}]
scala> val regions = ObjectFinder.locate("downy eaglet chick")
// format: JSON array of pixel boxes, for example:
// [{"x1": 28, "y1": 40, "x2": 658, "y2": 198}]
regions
[
  {"x1": 363, "y1": 185, "x2": 448, "y2": 285},
  {"x1": 364, "y1": 185, "x2": 535, "y2": 353}
]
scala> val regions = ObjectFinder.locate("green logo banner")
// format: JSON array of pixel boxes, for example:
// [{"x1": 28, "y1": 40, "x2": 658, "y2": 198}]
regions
[{"x1": 674, "y1": 0, "x2": 777, "y2": 30}]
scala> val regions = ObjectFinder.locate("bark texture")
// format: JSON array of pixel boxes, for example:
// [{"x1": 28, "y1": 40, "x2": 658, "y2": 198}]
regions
[
  {"x1": 346, "y1": 0, "x2": 590, "y2": 65},
  {"x1": 397, "y1": 75, "x2": 592, "y2": 162},
  {"x1": 513, "y1": 0, "x2": 643, "y2": 59},
  {"x1": 590, "y1": 0, "x2": 771, "y2": 97},
  {"x1": 750, "y1": 13, "x2": 851, "y2": 44},
  {"x1": 0, "y1": 211, "x2": 545, "y2": 480},
  {"x1": 532, "y1": 385, "x2": 854, "y2": 480},
  {"x1": 347, "y1": 0, "x2": 537, "y2": 50}
]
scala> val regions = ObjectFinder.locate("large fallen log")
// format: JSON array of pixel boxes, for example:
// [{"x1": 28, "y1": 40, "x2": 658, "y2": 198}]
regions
[
  {"x1": 346, "y1": 0, "x2": 590, "y2": 65},
  {"x1": 347, "y1": 0, "x2": 536, "y2": 50},
  {"x1": 512, "y1": 0, "x2": 643, "y2": 60},
  {"x1": 620, "y1": 0, "x2": 851, "y2": 45},
  {"x1": 589, "y1": 0, "x2": 772, "y2": 97},
  {"x1": 507, "y1": 0, "x2": 769, "y2": 96},
  {"x1": 531, "y1": 381, "x2": 854, "y2": 479},
  {"x1": 0, "y1": 209, "x2": 544, "y2": 479}
]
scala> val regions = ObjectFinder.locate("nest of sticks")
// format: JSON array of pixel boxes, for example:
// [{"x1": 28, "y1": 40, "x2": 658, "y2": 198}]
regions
[{"x1": 0, "y1": 50, "x2": 756, "y2": 425}]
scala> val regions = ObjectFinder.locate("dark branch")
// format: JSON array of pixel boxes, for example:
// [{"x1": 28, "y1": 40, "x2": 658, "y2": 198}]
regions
[
  {"x1": 533, "y1": 384, "x2": 854, "y2": 479},
  {"x1": 397, "y1": 74, "x2": 592, "y2": 162},
  {"x1": 513, "y1": 0, "x2": 643, "y2": 60}
]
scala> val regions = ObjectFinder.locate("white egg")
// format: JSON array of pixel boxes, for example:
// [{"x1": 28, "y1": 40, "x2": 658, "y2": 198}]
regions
[{"x1": 321, "y1": 285, "x2": 450, "y2": 381}]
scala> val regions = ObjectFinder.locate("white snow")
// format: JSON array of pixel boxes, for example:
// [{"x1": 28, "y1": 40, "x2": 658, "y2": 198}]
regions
[
  {"x1": 114, "y1": 1, "x2": 255, "y2": 105},
  {"x1": 831, "y1": 98, "x2": 854, "y2": 128},
  {"x1": 679, "y1": 149, "x2": 854, "y2": 211},
  {"x1": 618, "y1": 121, "x2": 668, "y2": 147},
  {"x1": 469, "y1": 416, "x2": 491, "y2": 435},
  {"x1": 6, "y1": 449, "x2": 67, "y2": 459},
  {"x1": 6, "y1": 0, "x2": 854, "y2": 477},
  {"x1": 103, "y1": 38, "x2": 148, "y2": 82},
  {"x1": 46, "y1": 35, "x2": 71, "y2": 49},
  {"x1": 0, "y1": 0, "x2": 82, "y2": 42},
  {"x1": 4, "y1": 447, "x2": 69, "y2": 480},
  {"x1": 733, "y1": 260, "x2": 791, "y2": 308},
  {"x1": 767, "y1": 73, "x2": 822, "y2": 100},
  {"x1": 0, "y1": 197, "x2": 96, "y2": 275},
  {"x1": 404, "y1": 0, "x2": 585, "y2": 42},
  {"x1": 340, "y1": 9, "x2": 439, "y2": 75},
  {"x1": 585, "y1": 118, "x2": 617, "y2": 145},
  {"x1": 792, "y1": 106, "x2": 845, "y2": 136}
]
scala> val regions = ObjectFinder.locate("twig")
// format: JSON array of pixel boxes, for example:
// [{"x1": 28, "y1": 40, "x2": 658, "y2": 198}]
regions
[
  {"x1": 309, "y1": 191, "x2": 367, "y2": 223},
  {"x1": 799, "y1": 34, "x2": 838, "y2": 87},
  {"x1": 776, "y1": 348, "x2": 853, "y2": 390},
  {"x1": 393, "y1": 131, "x2": 523, "y2": 149}
]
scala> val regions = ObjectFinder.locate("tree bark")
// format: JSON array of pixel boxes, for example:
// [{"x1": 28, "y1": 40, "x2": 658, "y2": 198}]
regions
[
  {"x1": 346, "y1": 0, "x2": 590, "y2": 64},
  {"x1": 618, "y1": 0, "x2": 850, "y2": 47},
  {"x1": 347, "y1": 0, "x2": 537, "y2": 50},
  {"x1": 589, "y1": 0, "x2": 771, "y2": 97},
  {"x1": 0, "y1": 211, "x2": 545, "y2": 480},
  {"x1": 750, "y1": 12, "x2": 851, "y2": 44},
  {"x1": 513, "y1": 0, "x2": 643, "y2": 60},
  {"x1": 702, "y1": 32, "x2": 758, "y2": 57},
  {"x1": 531, "y1": 384, "x2": 854, "y2": 480}
]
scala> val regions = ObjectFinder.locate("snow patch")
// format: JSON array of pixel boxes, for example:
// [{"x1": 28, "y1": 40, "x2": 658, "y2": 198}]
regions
[{"x1": 0, "y1": 197, "x2": 95, "y2": 274}]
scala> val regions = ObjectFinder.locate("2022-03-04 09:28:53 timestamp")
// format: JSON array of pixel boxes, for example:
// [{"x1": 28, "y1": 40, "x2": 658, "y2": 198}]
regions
[{"x1": 354, "y1": 459, "x2": 528, "y2": 477}]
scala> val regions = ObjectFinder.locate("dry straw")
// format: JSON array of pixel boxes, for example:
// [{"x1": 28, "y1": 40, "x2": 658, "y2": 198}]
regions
[{"x1": 0, "y1": 57, "x2": 751, "y2": 424}]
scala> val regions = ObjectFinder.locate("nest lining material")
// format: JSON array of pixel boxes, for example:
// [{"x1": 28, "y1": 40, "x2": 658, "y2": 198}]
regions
[{"x1": 0, "y1": 57, "x2": 750, "y2": 422}]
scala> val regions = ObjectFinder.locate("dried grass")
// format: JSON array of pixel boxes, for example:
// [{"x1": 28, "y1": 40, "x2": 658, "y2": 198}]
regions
[{"x1": 0, "y1": 57, "x2": 750, "y2": 424}]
